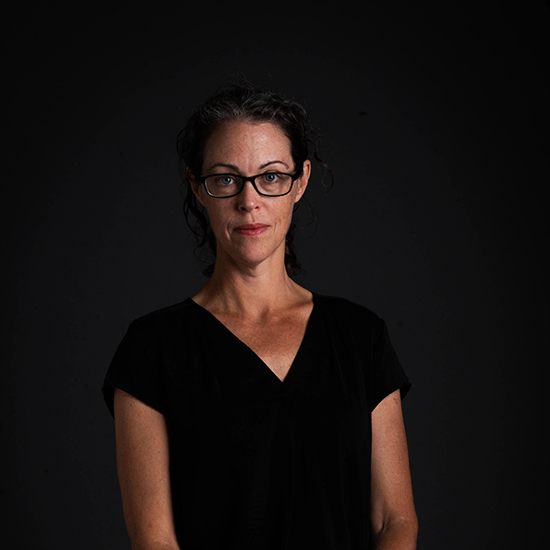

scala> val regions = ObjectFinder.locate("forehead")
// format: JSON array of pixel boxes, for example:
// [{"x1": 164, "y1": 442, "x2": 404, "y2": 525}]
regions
[{"x1": 203, "y1": 120, "x2": 292, "y2": 167}]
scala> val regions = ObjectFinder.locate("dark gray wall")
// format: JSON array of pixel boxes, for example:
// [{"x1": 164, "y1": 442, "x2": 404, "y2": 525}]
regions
[{"x1": 3, "y1": 3, "x2": 546, "y2": 548}]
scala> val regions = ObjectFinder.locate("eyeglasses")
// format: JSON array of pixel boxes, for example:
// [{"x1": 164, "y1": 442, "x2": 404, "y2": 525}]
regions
[{"x1": 199, "y1": 171, "x2": 302, "y2": 198}]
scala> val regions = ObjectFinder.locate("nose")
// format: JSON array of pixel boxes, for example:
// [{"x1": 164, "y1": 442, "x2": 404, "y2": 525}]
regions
[{"x1": 236, "y1": 180, "x2": 260, "y2": 211}]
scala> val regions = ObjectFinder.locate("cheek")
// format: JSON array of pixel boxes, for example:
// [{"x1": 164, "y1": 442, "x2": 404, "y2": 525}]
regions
[
  {"x1": 274, "y1": 200, "x2": 296, "y2": 230},
  {"x1": 205, "y1": 204, "x2": 229, "y2": 236}
]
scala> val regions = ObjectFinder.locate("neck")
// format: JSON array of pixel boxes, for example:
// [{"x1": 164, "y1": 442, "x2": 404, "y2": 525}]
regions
[{"x1": 192, "y1": 248, "x2": 307, "y2": 317}]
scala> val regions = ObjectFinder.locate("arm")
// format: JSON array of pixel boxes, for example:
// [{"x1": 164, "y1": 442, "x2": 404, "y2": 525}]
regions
[
  {"x1": 114, "y1": 388, "x2": 181, "y2": 550},
  {"x1": 370, "y1": 389, "x2": 418, "y2": 549}
]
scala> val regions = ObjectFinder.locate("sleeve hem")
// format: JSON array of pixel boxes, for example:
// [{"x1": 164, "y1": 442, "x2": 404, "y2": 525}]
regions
[
  {"x1": 102, "y1": 383, "x2": 168, "y2": 419},
  {"x1": 370, "y1": 380, "x2": 411, "y2": 412}
]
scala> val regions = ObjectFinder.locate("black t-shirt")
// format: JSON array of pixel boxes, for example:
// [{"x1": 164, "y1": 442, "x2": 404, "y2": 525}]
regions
[{"x1": 103, "y1": 293, "x2": 410, "y2": 549}]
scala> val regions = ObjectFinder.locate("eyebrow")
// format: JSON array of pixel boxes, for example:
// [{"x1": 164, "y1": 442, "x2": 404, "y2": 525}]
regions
[{"x1": 205, "y1": 160, "x2": 290, "y2": 173}]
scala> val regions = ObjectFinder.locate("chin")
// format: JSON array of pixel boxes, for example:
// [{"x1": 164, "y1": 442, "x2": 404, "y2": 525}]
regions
[{"x1": 226, "y1": 241, "x2": 285, "y2": 270}]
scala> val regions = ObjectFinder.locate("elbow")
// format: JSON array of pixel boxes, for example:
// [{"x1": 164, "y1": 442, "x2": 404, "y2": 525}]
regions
[
  {"x1": 401, "y1": 514, "x2": 419, "y2": 542},
  {"x1": 371, "y1": 513, "x2": 418, "y2": 549}
]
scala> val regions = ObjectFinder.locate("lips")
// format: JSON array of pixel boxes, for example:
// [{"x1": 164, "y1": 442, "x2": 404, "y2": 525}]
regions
[{"x1": 234, "y1": 223, "x2": 269, "y2": 236}]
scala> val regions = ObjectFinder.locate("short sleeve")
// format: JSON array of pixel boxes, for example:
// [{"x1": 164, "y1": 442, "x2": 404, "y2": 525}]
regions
[
  {"x1": 370, "y1": 318, "x2": 411, "y2": 411},
  {"x1": 102, "y1": 320, "x2": 166, "y2": 418}
]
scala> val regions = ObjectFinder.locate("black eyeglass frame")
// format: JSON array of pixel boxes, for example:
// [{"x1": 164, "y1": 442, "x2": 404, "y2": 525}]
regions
[{"x1": 198, "y1": 170, "x2": 303, "y2": 198}]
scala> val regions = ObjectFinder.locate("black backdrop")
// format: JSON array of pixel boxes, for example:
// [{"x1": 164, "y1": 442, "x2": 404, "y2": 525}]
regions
[{"x1": 3, "y1": 3, "x2": 546, "y2": 548}]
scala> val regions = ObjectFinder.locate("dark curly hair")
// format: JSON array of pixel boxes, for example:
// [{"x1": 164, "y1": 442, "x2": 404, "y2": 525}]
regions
[{"x1": 176, "y1": 79, "x2": 332, "y2": 277}]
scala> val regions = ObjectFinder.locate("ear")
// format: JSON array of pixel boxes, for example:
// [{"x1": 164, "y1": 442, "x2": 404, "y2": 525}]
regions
[
  {"x1": 187, "y1": 167, "x2": 206, "y2": 206},
  {"x1": 293, "y1": 159, "x2": 311, "y2": 203}
]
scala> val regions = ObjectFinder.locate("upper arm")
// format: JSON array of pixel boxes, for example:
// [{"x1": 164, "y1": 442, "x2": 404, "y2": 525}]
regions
[
  {"x1": 114, "y1": 388, "x2": 180, "y2": 550},
  {"x1": 370, "y1": 389, "x2": 417, "y2": 536}
]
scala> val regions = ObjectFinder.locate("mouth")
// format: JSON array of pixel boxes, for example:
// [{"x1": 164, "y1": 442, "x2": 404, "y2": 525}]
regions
[{"x1": 234, "y1": 223, "x2": 269, "y2": 236}]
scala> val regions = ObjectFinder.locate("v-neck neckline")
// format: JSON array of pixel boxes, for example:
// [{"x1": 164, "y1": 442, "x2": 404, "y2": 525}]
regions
[{"x1": 187, "y1": 294, "x2": 317, "y2": 384}]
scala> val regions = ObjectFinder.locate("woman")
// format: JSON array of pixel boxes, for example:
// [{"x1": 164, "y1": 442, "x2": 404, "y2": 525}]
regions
[{"x1": 103, "y1": 81, "x2": 418, "y2": 549}]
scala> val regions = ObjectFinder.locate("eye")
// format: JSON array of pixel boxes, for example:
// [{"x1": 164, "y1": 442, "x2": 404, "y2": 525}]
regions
[
  {"x1": 216, "y1": 175, "x2": 237, "y2": 186},
  {"x1": 261, "y1": 173, "x2": 281, "y2": 184}
]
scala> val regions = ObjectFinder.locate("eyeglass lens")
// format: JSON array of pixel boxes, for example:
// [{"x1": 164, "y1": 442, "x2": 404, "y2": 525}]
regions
[{"x1": 204, "y1": 173, "x2": 293, "y2": 197}]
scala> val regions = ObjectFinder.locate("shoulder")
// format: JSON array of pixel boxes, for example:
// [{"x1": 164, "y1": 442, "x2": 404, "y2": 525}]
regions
[
  {"x1": 125, "y1": 298, "x2": 198, "y2": 341},
  {"x1": 314, "y1": 293, "x2": 383, "y2": 330}
]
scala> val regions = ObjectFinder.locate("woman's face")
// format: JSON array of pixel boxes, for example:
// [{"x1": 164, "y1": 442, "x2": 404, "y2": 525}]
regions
[{"x1": 190, "y1": 120, "x2": 310, "y2": 273}]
